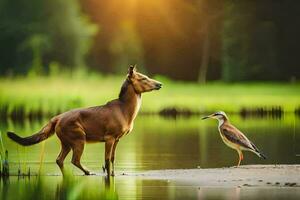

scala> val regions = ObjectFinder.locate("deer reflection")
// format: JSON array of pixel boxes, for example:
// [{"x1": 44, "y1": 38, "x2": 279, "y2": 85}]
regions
[{"x1": 55, "y1": 174, "x2": 118, "y2": 200}]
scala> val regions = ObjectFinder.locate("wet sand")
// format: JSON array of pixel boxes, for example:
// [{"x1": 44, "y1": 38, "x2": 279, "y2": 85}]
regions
[{"x1": 121, "y1": 165, "x2": 300, "y2": 187}]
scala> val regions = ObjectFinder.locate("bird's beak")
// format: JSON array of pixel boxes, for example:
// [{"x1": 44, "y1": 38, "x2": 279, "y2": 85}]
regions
[{"x1": 201, "y1": 116, "x2": 210, "y2": 120}]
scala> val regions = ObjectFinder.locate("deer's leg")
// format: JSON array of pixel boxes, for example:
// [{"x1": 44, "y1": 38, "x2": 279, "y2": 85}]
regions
[
  {"x1": 56, "y1": 142, "x2": 71, "y2": 175},
  {"x1": 71, "y1": 140, "x2": 91, "y2": 175},
  {"x1": 111, "y1": 139, "x2": 119, "y2": 176},
  {"x1": 104, "y1": 137, "x2": 115, "y2": 176}
]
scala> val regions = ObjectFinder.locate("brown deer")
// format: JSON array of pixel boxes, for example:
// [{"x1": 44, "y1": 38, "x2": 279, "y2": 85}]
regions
[{"x1": 7, "y1": 65, "x2": 162, "y2": 176}]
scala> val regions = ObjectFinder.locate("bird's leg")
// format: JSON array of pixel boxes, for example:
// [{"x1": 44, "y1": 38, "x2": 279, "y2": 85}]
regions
[
  {"x1": 237, "y1": 157, "x2": 241, "y2": 167},
  {"x1": 237, "y1": 150, "x2": 243, "y2": 167}
]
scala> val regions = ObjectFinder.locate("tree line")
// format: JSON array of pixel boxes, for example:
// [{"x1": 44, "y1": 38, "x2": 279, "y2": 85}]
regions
[{"x1": 0, "y1": 0, "x2": 299, "y2": 82}]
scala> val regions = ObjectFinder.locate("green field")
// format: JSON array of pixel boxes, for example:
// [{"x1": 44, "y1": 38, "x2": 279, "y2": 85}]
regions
[{"x1": 0, "y1": 75, "x2": 299, "y2": 117}]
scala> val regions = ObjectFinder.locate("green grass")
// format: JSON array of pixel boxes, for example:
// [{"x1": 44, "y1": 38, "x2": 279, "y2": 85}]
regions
[{"x1": 0, "y1": 74, "x2": 299, "y2": 116}]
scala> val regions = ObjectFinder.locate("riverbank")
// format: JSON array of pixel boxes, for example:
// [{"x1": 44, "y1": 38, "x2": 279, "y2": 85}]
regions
[{"x1": 121, "y1": 165, "x2": 300, "y2": 187}]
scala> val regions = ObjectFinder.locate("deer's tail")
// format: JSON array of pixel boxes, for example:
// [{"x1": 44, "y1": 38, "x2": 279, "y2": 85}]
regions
[{"x1": 7, "y1": 117, "x2": 59, "y2": 146}]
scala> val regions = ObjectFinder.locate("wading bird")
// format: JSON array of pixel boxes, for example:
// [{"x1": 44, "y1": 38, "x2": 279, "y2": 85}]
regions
[
  {"x1": 7, "y1": 65, "x2": 162, "y2": 176},
  {"x1": 202, "y1": 111, "x2": 266, "y2": 166}
]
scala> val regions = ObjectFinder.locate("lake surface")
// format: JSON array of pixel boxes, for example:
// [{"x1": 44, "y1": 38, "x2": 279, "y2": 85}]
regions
[{"x1": 1, "y1": 114, "x2": 300, "y2": 199}]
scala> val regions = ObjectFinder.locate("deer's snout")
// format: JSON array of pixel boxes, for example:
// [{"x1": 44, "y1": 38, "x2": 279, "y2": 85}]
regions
[{"x1": 154, "y1": 82, "x2": 162, "y2": 90}]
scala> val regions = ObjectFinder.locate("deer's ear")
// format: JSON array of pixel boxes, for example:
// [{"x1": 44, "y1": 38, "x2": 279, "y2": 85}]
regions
[
  {"x1": 128, "y1": 65, "x2": 137, "y2": 77},
  {"x1": 133, "y1": 64, "x2": 137, "y2": 71}
]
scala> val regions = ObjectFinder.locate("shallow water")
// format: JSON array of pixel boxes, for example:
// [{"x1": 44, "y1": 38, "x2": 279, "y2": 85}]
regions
[
  {"x1": 1, "y1": 176, "x2": 300, "y2": 200},
  {"x1": 0, "y1": 114, "x2": 299, "y2": 199}
]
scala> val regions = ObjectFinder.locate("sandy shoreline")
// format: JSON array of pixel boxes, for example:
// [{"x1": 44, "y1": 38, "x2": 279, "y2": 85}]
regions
[
  {"x1": 13, "y1": 164, "x2": 300, "y2": 188},
  {"x1": 121, "y1": 165, "x2": 300, "y2": 187}
]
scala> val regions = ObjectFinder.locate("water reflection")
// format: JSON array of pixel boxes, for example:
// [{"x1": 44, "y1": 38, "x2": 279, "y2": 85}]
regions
[
  {"x1": 0, "y1": 175, "x2": 119, "y2": 200},
  {"x1": 1, "y1": 174, "x2": 300, "y2": 200}
]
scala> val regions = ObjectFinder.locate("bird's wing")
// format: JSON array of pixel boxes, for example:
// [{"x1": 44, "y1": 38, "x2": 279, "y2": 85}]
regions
[{"x1": 221, "y1": 124, "x2": 254, "y2": 150}]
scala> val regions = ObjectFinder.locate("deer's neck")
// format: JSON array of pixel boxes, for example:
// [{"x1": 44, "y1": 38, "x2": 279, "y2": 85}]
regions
[{"x1": 119, "y1": 80, "x2": 141, "y2": 124}]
